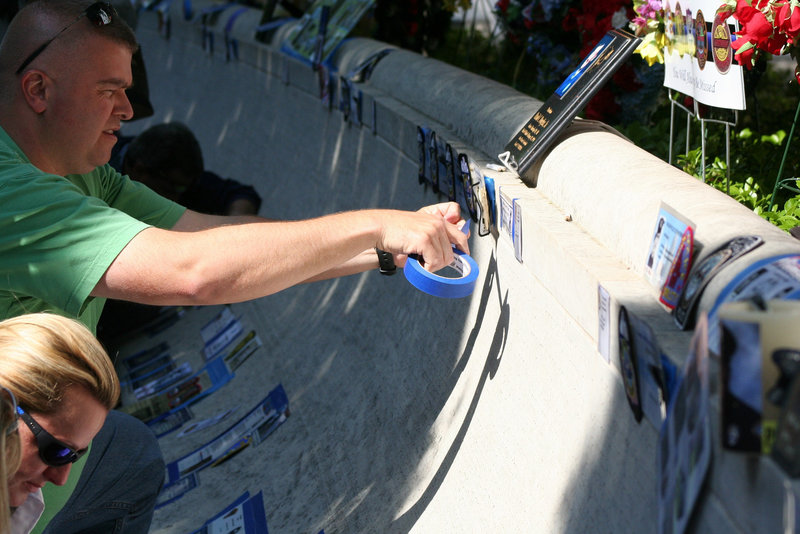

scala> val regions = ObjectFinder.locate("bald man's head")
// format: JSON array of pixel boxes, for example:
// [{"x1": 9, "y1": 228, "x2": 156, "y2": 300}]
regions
[
  {"x1": 0, "y1": 0, "x2": 138, "y2": 87},
  {"x1": 0, "y1": 1, "x2": 139, "y2": 175}
]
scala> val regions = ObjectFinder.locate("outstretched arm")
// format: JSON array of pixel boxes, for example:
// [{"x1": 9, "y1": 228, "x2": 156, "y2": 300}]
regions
[{"x1": 92, "y1": 203, "x2": 469, "y2": 306}]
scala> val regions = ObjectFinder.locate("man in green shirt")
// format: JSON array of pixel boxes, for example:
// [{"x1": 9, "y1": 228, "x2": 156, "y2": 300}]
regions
[
  {"x1": 0, "y1": 127, "x2": 185, "y2": 328},
  {"x1": 0, "y1": 1, "x2": 468, "y2": 532}
]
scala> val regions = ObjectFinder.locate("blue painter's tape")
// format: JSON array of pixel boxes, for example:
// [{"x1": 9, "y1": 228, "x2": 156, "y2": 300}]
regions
[
  {"x1": 404, "y1": 249, "x2": 479, "y2": 298},
  {"x1": 403, "y1": 220, "x2": 478, "y2": 298}
]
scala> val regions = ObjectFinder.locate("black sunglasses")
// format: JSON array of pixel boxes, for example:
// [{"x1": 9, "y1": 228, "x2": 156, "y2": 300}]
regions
[
  {"x1": 16, "y1": 406, "x2": 88, "y2": 467},
  {"x1": 1, "y1": 386, "x2": 19, "y2": 437},
  {"x1": 16, "y1": 2, "x2": 117, "y2": 75}
]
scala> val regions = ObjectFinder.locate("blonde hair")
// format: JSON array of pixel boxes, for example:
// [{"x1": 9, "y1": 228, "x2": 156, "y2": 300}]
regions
[
  {"x1": 0, "y1": 314, "x2": 120, "y2": 414},
  {"x1": 1, "y1": 388, "x2": 21, "y2": 534}
]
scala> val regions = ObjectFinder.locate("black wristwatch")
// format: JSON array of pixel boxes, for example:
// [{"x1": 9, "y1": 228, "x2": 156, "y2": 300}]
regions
[{"x1": 375, "y1": 248, "x2": 397, "y2": 276}]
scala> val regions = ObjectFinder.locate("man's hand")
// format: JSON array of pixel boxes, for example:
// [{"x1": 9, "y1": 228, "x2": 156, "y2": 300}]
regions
[
  {"x1": 379, "y1": 202, "x2": 469, "y2": 272},
  {"x1": 418, "y1": 201, "x2": 470, "y2": 240}
]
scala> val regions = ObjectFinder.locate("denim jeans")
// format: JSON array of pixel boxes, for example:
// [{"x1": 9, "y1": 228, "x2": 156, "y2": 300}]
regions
[{"x1": 43, "y1": 411, "x2": 166, "y2": 534}]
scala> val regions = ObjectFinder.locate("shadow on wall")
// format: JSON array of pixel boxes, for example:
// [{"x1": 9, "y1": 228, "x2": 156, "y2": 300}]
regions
[{"x1": 389, "y1": 254, "x2": 509, "y2": 531}]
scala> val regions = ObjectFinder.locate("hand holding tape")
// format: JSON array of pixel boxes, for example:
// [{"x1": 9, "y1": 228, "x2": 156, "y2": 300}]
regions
[{"x1": 403, "y1": 221, "x2": 479, "y2": 298}]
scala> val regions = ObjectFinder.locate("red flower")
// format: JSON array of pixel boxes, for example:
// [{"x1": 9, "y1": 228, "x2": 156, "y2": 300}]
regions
[
  {"x1": 776, "y1": 2, "x2": 800, "y2": 40},
  {"x1": 495, "y1": 0, "x2": 510, "y2": 14},
  {"x1": 713, "y1": 0, "x2": 798, "y2": 70},
  {"x1": 730, "y1": 0, "x2": 789, "y2": 66},
  {"x1": 731, "y1": 38, "x2": 759, "y2": 67},
  {"x1": 734, "y1": 2, "x2": 775, "y2": 41},
  {"x1": 564, "y1": 0, "x2": 633, "y2": 56},
  {"x1": 764, "y1": 33, "x2": 787, "y2": 54},
  {"x1": 562, "y1": 8, "x2": 578, "y2": 32},
  {"x1": 584, "y1": 87, "x2": 620, "y2": 122},
  {"x1": 612, "y1": 64, "x2": 642, "y2": 92}
]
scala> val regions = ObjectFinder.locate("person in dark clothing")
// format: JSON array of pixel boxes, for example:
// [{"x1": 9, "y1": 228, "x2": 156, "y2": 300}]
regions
[
  {"x1": 101, "y1": 122, "x2": 263, "y2": 347},
  {"x1": 117, "y1": 122, "x2": 262, "y2": 216}
]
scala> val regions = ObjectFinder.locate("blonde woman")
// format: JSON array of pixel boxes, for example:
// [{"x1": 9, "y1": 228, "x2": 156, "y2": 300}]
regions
[
  {"x1": 1, "y1": 385, "x2": 21, "y2": 534},
  {"x1": 0, "y1": 314, "x2": 162, "y2": 534}
]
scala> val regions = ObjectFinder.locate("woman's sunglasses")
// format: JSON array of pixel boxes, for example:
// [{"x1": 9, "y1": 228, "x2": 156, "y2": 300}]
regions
[
  {"x1": 16, "y1": 2, "x2": 117, "y2": 75},
  {"x1": 1, "y1": 386, "x2": 19, "y2": 437},
  {"x1": 16, "y1": 406, "x2": 88, "y2": 467}
]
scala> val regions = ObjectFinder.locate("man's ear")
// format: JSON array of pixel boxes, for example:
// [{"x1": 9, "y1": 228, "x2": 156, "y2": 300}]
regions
[{"x1": 20, "y1": 70, "x2": 50, "y2": 114}]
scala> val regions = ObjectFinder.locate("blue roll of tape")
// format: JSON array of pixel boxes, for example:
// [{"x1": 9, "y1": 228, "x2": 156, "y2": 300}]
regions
[{"x1": 403, "y1": 221, "x2": 479, "y2": 298}]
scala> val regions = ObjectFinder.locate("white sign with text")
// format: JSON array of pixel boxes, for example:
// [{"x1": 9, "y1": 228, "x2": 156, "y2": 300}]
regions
[{"x1": 661, "y1": 0, "x2": 745, "y2": 110}]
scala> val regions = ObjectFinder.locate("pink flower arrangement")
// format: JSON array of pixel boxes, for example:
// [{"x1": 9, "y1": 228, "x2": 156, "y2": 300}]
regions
[
  {"x1": 631, "y1": 0, "x2": 664, "y2": 31},
  {"x1": 717, "y1": 0, "x2": 800, "y2": 81},
  {"x1": 629, "y1": 0, "x2": 669, "y2": 65}
]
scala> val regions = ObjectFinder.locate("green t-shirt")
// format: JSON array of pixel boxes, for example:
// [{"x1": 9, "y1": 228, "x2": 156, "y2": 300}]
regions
[
  {"x1": 0, "y1": 126, "x2": 186, "y2": 333},
  {"x1": 0, "y1": 125, "x2": 186, "y2": 531}
]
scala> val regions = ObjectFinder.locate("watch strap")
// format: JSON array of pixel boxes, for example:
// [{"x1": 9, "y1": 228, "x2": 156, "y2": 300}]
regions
[{"x1": 375, "y1": 248, "x2": 396, "y2": 275}]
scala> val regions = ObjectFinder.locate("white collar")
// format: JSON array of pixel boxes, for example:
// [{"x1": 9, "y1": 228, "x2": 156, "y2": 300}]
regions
[{"x1": 10, "y1": 489, "x2": 45, "y2": 534}]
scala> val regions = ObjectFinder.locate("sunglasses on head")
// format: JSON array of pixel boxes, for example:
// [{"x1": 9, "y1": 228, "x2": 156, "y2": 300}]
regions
[
  {"x1": 16, "y1": 1, "x2": 117, "y2": 75},
  {"x1": 1, "y1": 386, "x2": 19, "y2": 437},
  {"x1": 16, "y1": 406, "x2": 88, "y2": 467}
]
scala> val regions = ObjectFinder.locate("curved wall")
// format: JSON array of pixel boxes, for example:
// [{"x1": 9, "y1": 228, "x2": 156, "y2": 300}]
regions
[{"x1": 130, "y1": 3, "x2": 800, "y2": 533}]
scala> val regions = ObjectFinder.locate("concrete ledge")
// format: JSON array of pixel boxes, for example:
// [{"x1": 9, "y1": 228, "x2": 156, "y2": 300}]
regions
[{"x1": 128, "y1": 4, "x2": 800, "y2": 532}]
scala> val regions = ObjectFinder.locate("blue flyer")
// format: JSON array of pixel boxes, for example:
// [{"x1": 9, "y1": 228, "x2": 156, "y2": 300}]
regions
[{"x1": 189, "y1": 491, "x2": 269, "y2": 534}]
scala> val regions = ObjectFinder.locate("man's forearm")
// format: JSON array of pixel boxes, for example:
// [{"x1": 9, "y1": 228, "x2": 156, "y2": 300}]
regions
[{"x1": 95, "y1": 210, "x2": 384, "y2": 305}]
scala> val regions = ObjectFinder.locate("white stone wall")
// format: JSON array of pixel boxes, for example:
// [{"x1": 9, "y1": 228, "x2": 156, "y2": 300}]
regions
[{"x1": 131, "y1": 3, "x2": 800, "y2": 532}]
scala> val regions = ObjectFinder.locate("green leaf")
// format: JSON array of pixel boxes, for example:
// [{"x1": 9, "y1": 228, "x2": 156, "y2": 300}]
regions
[{"x1": 760, "y1": 130, "x2": 787, "y2": 146}]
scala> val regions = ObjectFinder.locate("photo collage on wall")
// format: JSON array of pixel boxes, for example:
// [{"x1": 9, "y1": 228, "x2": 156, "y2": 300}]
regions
[{"x1": 114, "y1": 305, "x2": 289, "y2": 533}]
